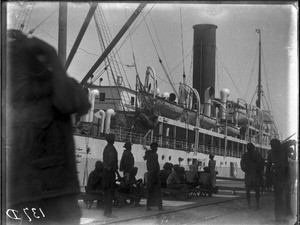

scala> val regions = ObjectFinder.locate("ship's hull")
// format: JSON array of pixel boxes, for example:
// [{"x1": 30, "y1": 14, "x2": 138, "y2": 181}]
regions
[{"x1": 74, "y1": 134, "x2": 244, "y2": 189}]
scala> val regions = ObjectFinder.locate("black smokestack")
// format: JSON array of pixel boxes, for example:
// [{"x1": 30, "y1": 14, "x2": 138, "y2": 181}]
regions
[{"x1": 193, "y1": 24, "x2": 217, "y2": 105}]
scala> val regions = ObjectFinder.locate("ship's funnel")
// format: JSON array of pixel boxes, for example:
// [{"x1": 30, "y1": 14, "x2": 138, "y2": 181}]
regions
[{"x1": 193, "y1": 24, "x2": 217, "y2": 104}]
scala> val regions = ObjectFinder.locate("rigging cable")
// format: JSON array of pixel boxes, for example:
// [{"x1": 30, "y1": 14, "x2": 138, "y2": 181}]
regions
[
  {"x1": 94, "y1": 7, "x2": 129, "y2": 114},
  {"x1": 27, "y1": 7, "x2": 58, "y2": 34},
  {"x1": 188, "y1": 51, "x2": 193, "y2": 85},
  {"x1": 101, "y1": 6, "x2": 132, "y2": 90},
  {"x1": 261, "y1": 47, "x2": 275, "y2": 114},
  {"x1": 244, "y1": 44, "x2": 259, "y2": 101},
  {"x1": 149, "y1": 13, "x2": 178, "y2": 96},
  {"x1": 93, "y1": 6, "x2": 134, "y2": 126},
  {"x1": 216, "y1": 47, "x2": 243, "y2": 97},
  {"x1": 24, "y1": 3, "x2": 35, "y2": 33},
  {"x1": 146, "y1": 13, "x2": 179, "y2": 97},
  {"x1": 216, "y1": 59, "x2": 220, "y2": 94},
  {"x1": 91, "y1": 4, "x2": 155, "y2": 84},
  {"x1": 170, "y1": 49, "x2": 193, "y2": 75},
  {"x1": 250, "y1": 86, "x2": 258, "y2": 106},
  {"x1": 180, "y1": 5, "x2": 186, "y2": 76},
  {"x1": 124, "y1": 5, "x2": 139, "y2": 90}
]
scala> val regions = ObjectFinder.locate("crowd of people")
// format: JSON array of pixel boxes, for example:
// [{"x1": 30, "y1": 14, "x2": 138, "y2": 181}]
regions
[
  {"x1": 6, "y1": 30, "x2": 296, "y2": 224},
  {"x1": 240, "y1": 138, "x2": 296, "y2": 224},
  {"x1": 85, "y1": 133, "x2": 220, "y2": 217}
]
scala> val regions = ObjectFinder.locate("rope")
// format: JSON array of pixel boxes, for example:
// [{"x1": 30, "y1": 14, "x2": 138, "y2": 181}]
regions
[
  {"x1": 148, "y1": 13, "x2": 178, "y2": 96},
  {"x1": 180, "y1": 6, "x2": 185, "y2": 76},
  {"x1": 170, "y1": 49, "x2": 193, "y2": 74},
  {"x1": 250, "y1": 86, "x2": 258, "y2": 106},
  {"x1": 24, "y1": 4, "x2": 35, "y2": 33},
  {"x1": 244, "y1": 45, "x2": 258, "y2": 101},
  {"x1": 28, "y1": 8, "x2": 58, "y2": 34},
  {"x1": 216, "y1": 47, "x2": 243, "y2": 97},
  {"x1": 91, "y1": 4, "x2": 155, "y2": 85},
  {"x1": 261, "y1": 47, "x2": 274, "y2": 114}
]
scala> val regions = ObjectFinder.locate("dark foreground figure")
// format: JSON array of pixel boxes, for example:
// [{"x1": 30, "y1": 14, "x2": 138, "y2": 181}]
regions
[
  {"x1": 6, "y1": 30, "x2": 90, "y2": 224},
  {"x1": 267, "y1": 139, "x2": 296, "y2": 223},
  {"x1": 103, "y1": 133, "x2": 119, "y2": 217},
  {"x1": 240, "y1": 143, "x2": 264, "y2": 209},
  {"x1": 144, "y1": 142, "x2": 163, "y2": 211}
]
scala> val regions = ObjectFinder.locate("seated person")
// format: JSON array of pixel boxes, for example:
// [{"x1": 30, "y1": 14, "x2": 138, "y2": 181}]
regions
[
  {"x1": 86, "y1": 161, "x2": 104, "y2": 208},
  {"x1": 118, "y1": 167, "x2": 143, "y2": 207},
  {"x1": 166, "y1": 164, "x2": 189, "y2": 193},
  {"x1": 160, "y1": 162, "x2": 173, "y2": 188},
  {"x1": 86, "y1": 161, "x2": 104, "y2": 193},
  {"x1": 179, "y1": 166, "x2": 187, "y2": 183},
  {"x1": 185, "y1": 164, "x2": 200, "y2": 188},
  {"x1": 199, "y1": 166, "x2": 212, "y2": 187}
]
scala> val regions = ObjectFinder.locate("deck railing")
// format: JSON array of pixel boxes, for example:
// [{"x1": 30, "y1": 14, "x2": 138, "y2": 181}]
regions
[{"x1": 73, "y1": 124, "x2": 253, "y2": 158}]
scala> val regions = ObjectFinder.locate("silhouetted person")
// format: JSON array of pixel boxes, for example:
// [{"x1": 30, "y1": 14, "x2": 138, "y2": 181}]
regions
[
  {"x1": 6, "y1": 30, "x2": 90, "y2": 224},
  {"x1": 119, "y1": 142, "x2": 134, "y2": 176},
  {"x1": 160, "y1": 162, "x2": 173, "y2": 188},
  {"x1": 185, "y1": 164, "x2": 199, "y2": 188},
  {"x1": 103, "y1": 133, "x2": 119, "y2": 218},
  {"x1": 86, "y1": 161, "x2": 104, "y2": 208},
  {"x1": 265, "y1": 149, "x2": 274, "y2": 191},
  {"x1": 208, "y1": 154, "x2": 217, "y2": 187},
  {"x1": 240, "y1": 143, "x2": 264, "y2": 209},
  {"x1": 166, "y1": 164, "x2": 189, "y2": 194},
  {"x1": 267, "y1": 139, "x2": 296, "y2": 223},
  {"x1": 143, "y1": 142, "x2": 163, "y2": 211},
  {"x1": 118, "y1": 167, "x2": 143, "y2": 207},
  {"x1": 178, "y1": 166, "x2": 186, "y2": 183},
  {"x1": 199, "y1": 167, "x2": 212, "y2": 187}
]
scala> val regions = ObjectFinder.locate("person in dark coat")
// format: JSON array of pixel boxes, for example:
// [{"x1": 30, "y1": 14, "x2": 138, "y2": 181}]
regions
[
  {"x1": 185, "y1": 164, "x2": 199, "y2": 188},
  {"x1": 103, "y1": 133, "x2": 119, "y2": 217},
  {"x1": 86, "y1": 161, "x2": 104, "y2": 208},
  {"x1": 265, "y1": 149, "x2": 274, "y2": 191},
  {"x1": 119, "y1": 142, "x2": 135, "y2": 176},
  {"x1": 199, "y1": 167, "x2": 212, "y2": 187},
  {"x1": 267, "y1": 139, "x2": 296, "y2": 223},
  {"x1": 143, "y1": 142, "x2": 163, "y2": 211},
  {"x1": 208, "y1": 154, "x2": 217, "y2": 187},
  {"x1": 6, "y1": 30, "x2": 90, "y2": 224},
  {"x1": 240, "y1": 143, "x2": 264, "y2": 209},
  {"x1": 160, "y1": 162, "x2": 173, "y2": 188}
]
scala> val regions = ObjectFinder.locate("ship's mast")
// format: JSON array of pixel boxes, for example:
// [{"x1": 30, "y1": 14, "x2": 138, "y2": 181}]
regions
[
  {"x1": 58, "y1": 2, "x2": 67, "y2": 65},
  {"x1": 256, "y1": 29, "x2": 262, "y2": 109},
  {"x1": 80, "y1": 3, "x2": 146, "y2": 85}
]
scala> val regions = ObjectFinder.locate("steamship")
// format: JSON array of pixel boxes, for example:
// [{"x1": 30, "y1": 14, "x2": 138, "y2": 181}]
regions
[
  {"x1": 9, "y1": 3, "x2": 282, "y2": 188},
  {"x1": 73, "y1": 23, "x2": 277, "y2": 185}
]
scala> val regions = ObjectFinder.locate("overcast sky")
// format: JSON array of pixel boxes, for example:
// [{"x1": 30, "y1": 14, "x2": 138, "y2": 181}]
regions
[{"x1": 7, "y1": 2, "x2": 298, "y2": 140}]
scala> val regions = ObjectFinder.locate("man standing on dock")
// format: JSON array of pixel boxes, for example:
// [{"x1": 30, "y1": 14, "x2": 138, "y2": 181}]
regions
[
  {"x1": 240, "y1": 143, "x2": 264, "y2": 209},
  {"x1": 120, "y1": 142, "x2": 135, "y2": 176},
  {"x1": 208, "y1": 154, "x2": 217, "y2": 188},
  {"x1": 143, "y1": 142, "x2": 163, "y2": 211},
  {"x1": 103, "y1": 133, "x2": 119, "y2": 217}
]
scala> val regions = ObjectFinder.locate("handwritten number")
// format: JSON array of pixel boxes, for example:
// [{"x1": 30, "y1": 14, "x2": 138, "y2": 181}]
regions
[
  {"x1": 23, "y1": 208, "x2": 32, "y2": 222},
  {"x1": 32, "y1": 208, "x2": 40, "y2": 219},
  {"x1": 39, "y1": 208, "x2": 45, "y2": 218}
]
